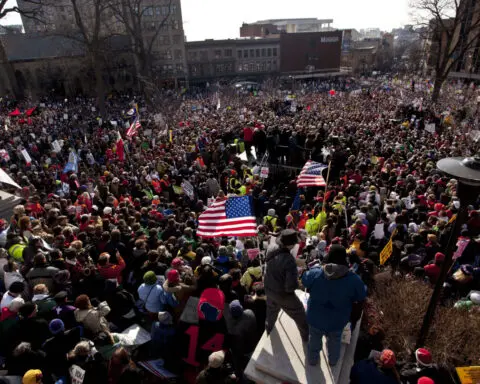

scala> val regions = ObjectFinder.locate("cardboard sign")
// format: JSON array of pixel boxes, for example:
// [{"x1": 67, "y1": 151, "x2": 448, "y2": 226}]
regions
[
  {"x1": 260, "y1": 167, "x2": 269, "y2": 178},
  {"x1": 456, "y1": 366, "x2": 480, "y2": 384}
]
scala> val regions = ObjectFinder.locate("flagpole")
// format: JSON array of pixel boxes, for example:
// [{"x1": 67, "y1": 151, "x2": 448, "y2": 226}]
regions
[{"x1": 322, "y1": 161, "x2": 332, "y2": 212}]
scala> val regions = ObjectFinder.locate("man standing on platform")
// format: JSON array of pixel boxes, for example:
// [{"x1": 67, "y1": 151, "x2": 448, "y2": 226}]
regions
[
  {"x1": 302, "y1": 244, "x2": 366, "y2": 366},
  {"x1": 264, "y1": 229, "x2": 309, "y2": 341}
]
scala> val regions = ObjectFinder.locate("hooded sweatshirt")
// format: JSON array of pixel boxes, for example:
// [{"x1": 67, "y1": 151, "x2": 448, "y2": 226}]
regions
[
  {"x1": 240, "y1": 266, "x2": 263, "y2": 291},
  {"x1": 302, "y1": 264, "x2": 366, "y2": 332}
]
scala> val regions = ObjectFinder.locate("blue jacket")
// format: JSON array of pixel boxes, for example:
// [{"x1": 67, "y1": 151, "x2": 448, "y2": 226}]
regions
[
  {"x1": 137, "y1": 283, "x2": 178, "y2": 313},
  {"x1": 350, "y1": 359, "x2": 399, "y2": 384},
  {"x1": 301, "y1": 265, "x2": 366, "y2": 332}
]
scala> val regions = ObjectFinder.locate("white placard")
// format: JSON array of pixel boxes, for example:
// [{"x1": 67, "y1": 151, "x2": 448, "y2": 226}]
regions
[
  {"x1": 69, "y1": 364, "x2": 86, "y2": 384},
  {"x1": 21, "y1": 149, "x2": 31, "y2": 163},
  {"x1": 425, "y1": 123, "x2": 435, "y2": 134},
  {"x1": 52, "y1": 140, "x2": 61, "y2": 153},
  {"x1": 63, "y1": 114, "x2": 68, "y2": 120},
  {"x1": 260, "y1": 167, "x2": 269, "y2": 178}
]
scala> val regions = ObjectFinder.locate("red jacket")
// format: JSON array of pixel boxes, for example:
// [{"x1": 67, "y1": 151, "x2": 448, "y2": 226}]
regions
[{"x1": 97, "y1": 256, "x2": 126, "y2": 283}]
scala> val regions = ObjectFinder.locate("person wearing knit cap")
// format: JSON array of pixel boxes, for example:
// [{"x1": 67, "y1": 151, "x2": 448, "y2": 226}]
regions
[
  {"x1": 350, "y1": 349, "x2": 399, "y2": 384},
  {"x1": 400, "y1": 348, "x2": 441, "y2": 384},
  {"x1": 196, "y1": 350, "x2": 236, "y2": 384},
  {"x1": 150, "y1": 311, "x2": 175, "y2": 358},
  {"x1": 1, "y1": 280, "x2": 25, "y2": 310},
  {"x1": 418, "y1": 377, "x2": 435, "y2": 384},
  {"x1": 42, "y1": 319, "x2": 82, "y2": 377},
  {"x1": 138, "y1": 270, "x2": 178, "y2": 314},
  {"x1": 422, "y1": 253, "x2": 445, "y2": 284},
  {"x1": 302, "y1": 244, "x2": 366, "y2": 366},
  {"x1": 264, "y1": 229, "x2": 309, "y2": 342}
]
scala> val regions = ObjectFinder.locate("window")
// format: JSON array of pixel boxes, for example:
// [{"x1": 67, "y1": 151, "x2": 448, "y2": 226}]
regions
[
  {"x1": 216, "y1": 64, "x2": 224, "y2": 73},
  {"x1": 172, "y1": 20, "x2": 179, "y2": 30},
  {"x1": 166, "y1": 49, "x2": 172, "y2": 59},
  {"x1": 162, "y1": 6, "x2": 169, "y2": 16},
  {"x1": 160, "y1": 22, "x2": 169, "y2": 31},
  {"x1": 159, "y1": 35, "x2": 170, "y2": 44},
  {"x1": 260, "y1": 61, "x2": 266, "y2": 71},
  {"x1": 200, "y1": 51, "x2": 208, "y2": 60},
  {"x1": 267, "y1": 61, "x2": 271, "y2": 70},
  {"x1": 189, "y1": 51, "x2": 198, "y2": 60},
  {"x1": 173, "y1": 35, "x2": 182, "y2": 44},
  {"x1": 273, "y1": 47, "x2": 277, "y2": 56},
  {"x1": 238, "y1": 64, "x2": 243, "y2": 72},
  {"x1": 156, "y1": 7, "x2": 161, "y2": 15},
  {"x1": 243, "y1": 63, "x2": 248, "y2": 71},
  {"x1": 256, "y1": 49, "x2": 260, "y2": 57},
  {"x1": 237, "y1": 50, "x2": 242, "y2": 59},
  {"x1": 175, "y1": 49, "x2": 183, "y2": 60},
  {"x1": 176, "y1": 64, "x2": 183, "y2": 73},
  {"x1": 143, "y1": 6, "x2": 154, "y2": 16},
  {"x1": 267, "y1": 48, "x2": 272, "y2": 56},
  {"x1": 262, "y1": 48, "x2": 266, "y2": 57},
  {"x1": 214, "y1": 50, "x2": 222, "y2": 59},
  {"x1": 256, "y1": 63, "x2": 261, "y2": 72},
  {"x1": 243, "y1": 50, "x2": 248, "y2": 58},
  {"x1": 224, "y1": 49, "x2": 232, "y2": 57},
  {"x1": 171, "y1": 4, "x2": 177, "y2": 14},
  {"x1": 248, "y1": 63, "x2": 255, "y2": 72},
  {"x1": 249, "y1": 49, "x2": 254, "y2": 57},
  {"x1": 225, "y1": 63, "x2": 233, "y2": 72}
]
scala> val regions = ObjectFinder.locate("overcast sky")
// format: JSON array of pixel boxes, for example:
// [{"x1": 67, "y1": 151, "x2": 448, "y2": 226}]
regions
[{"x1": 2, "y1": 0, "x2": 411, "y2": 41}]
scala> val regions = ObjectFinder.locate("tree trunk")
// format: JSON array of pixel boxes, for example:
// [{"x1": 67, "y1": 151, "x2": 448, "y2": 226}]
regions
[
  {"x1": 431, "y1": 75, "x2": 445, "y2": 102},
  {"x1": 93, "y1": 53, "x2": 106, "y2": 117},
  {"x1": 0, "y1": 41, "x2": 21, "y2": 99}
]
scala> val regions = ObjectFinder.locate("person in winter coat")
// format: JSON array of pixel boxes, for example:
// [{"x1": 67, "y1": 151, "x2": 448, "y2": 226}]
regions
[
  {"x1": 74, "y1": 294, "x2": 111, "y2": 338},
  {"x1": 97, "y1": 252, "x2": 126, "y2": 284},
  {"x1": 67, "y1": 340, "x2": 108, "y2": 384},
  {"x1": 240, "y1": 258, "x2": 263, "y2": 293},
  {"x1": 214, "y1": 246, "x2": 235, "y2": 275},
  {"x1": 264, "y1": 229, "x2": 309, "y2": 341},
  {"x1": 224, "y1": 300, "x2": 257, "y2": 377},
  {"x1": 150, "y1": 311, "x2": 175, "y2": 358},
  {"x1": 350, "y1": 349, "x2": 400, "y2": 384},
  {"x1": 26, "y1": 254, "x2": 59, "y2": 293},
  {"x1": 301, "y1": 244, "x2": 366, "y2": 366},
  {"x1": 138, "y1": 271, "x2": 178, "y2": 315},
  {"x1": 400, "y1": 348, "x2": 443, "y2": 384},
  {"x1": 195, "y1": 350, "x2": 236, "y2": 384}
]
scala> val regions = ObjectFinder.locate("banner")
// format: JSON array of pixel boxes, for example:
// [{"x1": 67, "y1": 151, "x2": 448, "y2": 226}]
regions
[{"x1": 456, "y1": 366, "x2": 480, "y2": 384}]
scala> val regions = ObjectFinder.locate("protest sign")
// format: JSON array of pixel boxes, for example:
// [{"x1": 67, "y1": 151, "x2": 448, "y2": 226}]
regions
[{"x1": 425, "y1": 123, "x2": 436, "y2": 134}]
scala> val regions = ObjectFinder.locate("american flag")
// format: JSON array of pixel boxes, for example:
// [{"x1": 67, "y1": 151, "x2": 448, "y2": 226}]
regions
[
  {"x1": 197, "y1": 196, "x2": 257, "y2": 238},
  {"x1": 126, "y1": 118, "x2": 141, "y2": 138},
  {"x1": 297, "y1": 160, "x2": 328, "y2": 187}
]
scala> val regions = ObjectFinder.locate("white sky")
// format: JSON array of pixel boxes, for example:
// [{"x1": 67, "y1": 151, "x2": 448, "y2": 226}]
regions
[{"x1": 2, "y1": 0, "x2": 411, "y2": 41}]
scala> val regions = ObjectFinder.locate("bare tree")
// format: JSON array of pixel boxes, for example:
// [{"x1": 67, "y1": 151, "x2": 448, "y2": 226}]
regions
[
  {"x1": 0, "y1": 0, "x2": 44, "y2": 98},
  {"x1": 411, "y1": 0, "x2": 480, "y2": 101},
  {"x1": 108, "y1": 0, "x2": 173, "y2": 99}
]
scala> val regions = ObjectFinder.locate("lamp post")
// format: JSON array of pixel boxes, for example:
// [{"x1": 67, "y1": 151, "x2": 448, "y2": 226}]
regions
[{"x1": 416, "y1": 156, "x2": 480, "y2": 348}]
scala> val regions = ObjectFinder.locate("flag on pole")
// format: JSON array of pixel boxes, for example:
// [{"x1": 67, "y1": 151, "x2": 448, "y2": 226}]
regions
[
  {"x1": 297, "y1": 160, "x2": 328, "y2": 187},
  {"x1": 116, "y1": 131, "x2": 125, "y2": 162},
  {"x1": 197, "y1": 196, "x2": 257, "y2": 238},
  {"x1": 126, "y1": 118, "x2": 141, "y2": 139},
  {"x1": 379, "y1": 229, "x2": 397, "y2": 265}
]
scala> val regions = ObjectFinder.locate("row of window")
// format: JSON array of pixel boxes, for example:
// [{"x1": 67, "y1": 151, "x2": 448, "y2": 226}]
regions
[
  {"x1": 238, "y1": 47, "x2": 277, "y2": 59},
  {"x1": 143, "y1": 19, "x2": 180, "y2": 31},
  {"x1": 158, "y1": 49, "x2": 184, "y2": 60},
  {"x1": 155, "y1": 64, "x2": 184, "y2": 74},
  {"x1": 143, "y1": 5, "x2": 177, "y2": 17},
  {"x1": 238, "y1": 61, "x2": 277, "y2": 72}
]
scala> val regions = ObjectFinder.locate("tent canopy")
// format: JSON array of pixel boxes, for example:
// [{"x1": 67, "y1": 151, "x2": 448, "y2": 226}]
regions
[{"x1": 0, "y1": 168, "x2": 21, "y2": 189}]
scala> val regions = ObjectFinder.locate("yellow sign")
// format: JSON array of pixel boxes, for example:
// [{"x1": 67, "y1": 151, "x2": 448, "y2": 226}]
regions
[
  {"x1": 448, "y1": 214, "x2": 457, "y2": 225},
  {"x1": 380, "y1": 229, "x2": 397, "y2": 265},
  {"x1": 456, "y1": 366, "x2": 480, "y2": 384}
]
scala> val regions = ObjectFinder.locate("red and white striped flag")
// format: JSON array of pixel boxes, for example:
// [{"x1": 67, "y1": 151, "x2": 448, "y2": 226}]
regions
[
  {"x1": 126, "y1": 118, "x2": 141, "y2": 138},
  {"x1": 197, "y1": 196, "x2": 257, "y2": 238},
  {"x1": 297, "y1": 160, "x2": 328, "y2": 187}
]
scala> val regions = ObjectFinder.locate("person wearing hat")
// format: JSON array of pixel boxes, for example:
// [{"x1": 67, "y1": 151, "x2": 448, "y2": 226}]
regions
[
  {"x1": 225, "y1": 300, "x2": 257, "y2": 377},
  {"x1": 150, "y1": 311, "x2": 175, "y2": 358},
  {"x1": 302, "y1": 244, "x2": 366, "y2": 366},
  {"x1": 400, "y1": 348, "x2": 441, "y2": 383},
  {"x1": 51, "y1": 291, "x2": 77, "y2": 329},
  {"x1": 195, "y1": 350, "x2": 236, "y2": 384},
  {"x1": 350, "y1": 349, "x2": 400, "y2": 384},
  {"x1": 264, "y1": 229, "x2": 309, "y2": 342},
  {"x1": 137, "y1": 271, "x2": 178, "y2": 316},
  {"x1": 42, "y1": 318, "x2": 82, "y2": 378}
]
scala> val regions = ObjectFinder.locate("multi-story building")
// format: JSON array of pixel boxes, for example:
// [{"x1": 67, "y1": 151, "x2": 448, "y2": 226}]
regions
[
  {"x1": 186, "y1": 38, "x2": 280, "y2": 81},
  {"x1": 240, "y1": 18, "x2": 334, "y2": 38},
  {"x1": 16, "y1": 0, "x2": 187, "y2": 82},
  {"x1": 0, "y1": 25, "x2": 23, "y2": 35}
]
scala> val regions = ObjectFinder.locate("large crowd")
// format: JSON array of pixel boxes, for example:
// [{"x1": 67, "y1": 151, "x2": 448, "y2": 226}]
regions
[{"x1": 0, "y1": 76, "x2": 478, "y2": 384}]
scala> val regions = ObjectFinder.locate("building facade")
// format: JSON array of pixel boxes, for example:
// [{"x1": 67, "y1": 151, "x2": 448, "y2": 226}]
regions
[
  {"x1": 186, "y1": 38, "x2": 280, "y2": 81},
  {"x1": 240, "y1": 18, "x2": 334, "y2": 38}
]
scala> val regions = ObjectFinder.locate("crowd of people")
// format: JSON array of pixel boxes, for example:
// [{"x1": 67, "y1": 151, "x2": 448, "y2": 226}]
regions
[{"x1": 0, "y1": 76, "x2": 478, "y2": 384}]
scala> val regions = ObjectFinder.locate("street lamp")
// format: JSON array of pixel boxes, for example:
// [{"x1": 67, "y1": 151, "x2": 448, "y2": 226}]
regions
[{"x1": 416, "y1": 156, "x2": 480, "y2": 347}]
